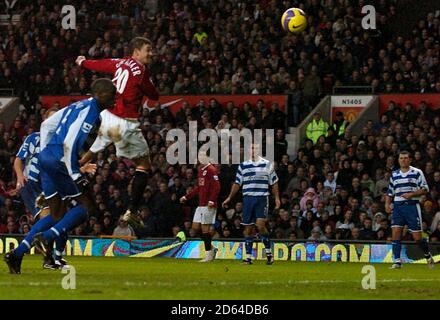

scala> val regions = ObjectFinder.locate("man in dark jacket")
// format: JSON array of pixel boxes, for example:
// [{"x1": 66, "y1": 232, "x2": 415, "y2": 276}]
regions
[{"x1": 359, "y1": 217, "x2": 376, "y2": 240}]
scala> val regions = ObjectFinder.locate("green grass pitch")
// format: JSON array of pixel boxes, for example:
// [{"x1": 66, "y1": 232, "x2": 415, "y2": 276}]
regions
[{"x1": 0, "y1": 255, "x2": 439, "y2": 300}]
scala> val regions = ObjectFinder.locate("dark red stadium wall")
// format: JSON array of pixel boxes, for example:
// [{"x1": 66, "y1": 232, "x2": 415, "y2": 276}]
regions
[
  {"x1": 40, "y1": 95, "x2": 287, "y2": 115},
  {"x1": 379, "y1": 94, "x2": 440, "y2": 114},
  {"x1": 40, "y1": 95, "x2": 89, "y2": 109},
  {"x1": 141, "y1": 95, "x2": 287, "y2": 114}
]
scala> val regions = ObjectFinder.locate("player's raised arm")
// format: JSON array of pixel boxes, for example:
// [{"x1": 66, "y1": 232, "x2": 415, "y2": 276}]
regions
[{"x1": 77, "y1": 56, "x2": 118, "y2": 74}]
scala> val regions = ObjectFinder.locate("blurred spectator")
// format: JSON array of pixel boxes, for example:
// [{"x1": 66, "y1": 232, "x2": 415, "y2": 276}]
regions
[
  {"x1": 331, "y1": 112, "x2": 350, "y2": 137},
  {"x1": 306, "y1": 112, "x2": 329, "y2": 144},
  {"x1": 308, "y1": 226, "x2": 328, "y2": 241},
  {"x1": 113, "y1": 216, "x2": 135, "y2": 237}
]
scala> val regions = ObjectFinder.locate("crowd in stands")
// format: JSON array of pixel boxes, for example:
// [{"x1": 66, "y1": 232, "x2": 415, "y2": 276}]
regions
[
  {"x1": 2, "y1": 96, "x2": 440, "y2": 243},
  {"x1": 0, "y1": 0, "x2": 439, "y2": 123},
  {"x1": 1, "y1": 1, "x2": 440, "y2": 242}
]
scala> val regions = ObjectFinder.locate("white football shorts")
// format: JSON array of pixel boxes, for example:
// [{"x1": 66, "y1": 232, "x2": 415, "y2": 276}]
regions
[
  {"x1": 90, "y1": 109, "x2": 149, "y2": 159},
  {"x1": 193, "y1": 206, "x2": 217, "y2": 225}
]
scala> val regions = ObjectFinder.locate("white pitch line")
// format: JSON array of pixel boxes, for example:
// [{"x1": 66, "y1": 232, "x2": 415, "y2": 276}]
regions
[{"x1": 0, "y1": 278, "x2": 439, "y2": 288}]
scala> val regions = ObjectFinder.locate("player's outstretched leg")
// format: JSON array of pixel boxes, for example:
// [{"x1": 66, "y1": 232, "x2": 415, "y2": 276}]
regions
[
  {"x1": 33, "y1": 204, "x2": 87, "y2": 257},
  {"x1": 4, "y1": 214, "x2": 58, "y2": 274}
]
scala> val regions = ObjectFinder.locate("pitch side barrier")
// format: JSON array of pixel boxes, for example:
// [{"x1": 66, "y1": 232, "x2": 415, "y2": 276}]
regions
[{"x1": 1, "y1": 235, "x2": 439, "y2": 264}]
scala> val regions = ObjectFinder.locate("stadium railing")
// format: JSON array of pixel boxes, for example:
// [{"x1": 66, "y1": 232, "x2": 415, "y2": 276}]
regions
[
  {"x1": 0, "y1": 88, "x2": 14, "y2": 96},
  {"x1": 332, "y1": 85, "x2": 375, "y2": 95}
]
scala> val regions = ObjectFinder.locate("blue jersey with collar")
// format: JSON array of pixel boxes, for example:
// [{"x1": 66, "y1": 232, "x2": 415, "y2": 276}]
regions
[
  {"x1": 45, "y1": 97, "x2": 101, "y2": 181},
  {"x1": 16, "y1": 132, "x2": 41, "y2": 183}
]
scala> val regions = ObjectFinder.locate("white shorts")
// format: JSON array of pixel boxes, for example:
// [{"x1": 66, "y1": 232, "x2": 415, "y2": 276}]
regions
[
  {"x1": 193, "y1": 206, "x2": 217, "y2": 225},
  {"x1": 90, "y1": 109, "x2": 149, "y2": 159}
]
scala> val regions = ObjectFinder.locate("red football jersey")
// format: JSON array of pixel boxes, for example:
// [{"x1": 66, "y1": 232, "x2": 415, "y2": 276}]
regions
[
  {"x1": 185, "y1": 163, "x2": 221, "y2": 207},
  {"x1": 81, "y1": 58, "x2": 159, "y2": 118}
]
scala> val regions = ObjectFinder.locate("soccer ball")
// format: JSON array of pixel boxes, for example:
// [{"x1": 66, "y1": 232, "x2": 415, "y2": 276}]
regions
[{"x1": 281, "y1": 8, "x2": 307, "y2": 34}]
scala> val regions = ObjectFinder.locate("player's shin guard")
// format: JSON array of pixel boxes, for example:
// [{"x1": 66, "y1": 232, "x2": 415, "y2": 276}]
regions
[
  {"x1": 392, "y1": 240, "x2": 402, "y2": 263},
  {"x1": 129, "y1": 170, "x2": 148, "y2": 213},
  {"x1": 42, "y1": 205, "x2": 87, "y2": 242},
  {"x1": 245, "y1": 236, "x2": 254, "y2": 260},
  {"x1": 201, "y1": 233, "x2": 212, "y2": 251},
  {"x1": 15, "y1": 214, "x2": 57, "y2": 257}
]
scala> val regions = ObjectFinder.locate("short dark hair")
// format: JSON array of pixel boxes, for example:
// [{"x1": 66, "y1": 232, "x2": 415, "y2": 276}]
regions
[
  {"x1": 130, "y1": 37, "x2": 152, "y2": 52},
  {"x1": 91, "y1": 78, "x2": 116, "y2": 95},
  {"x1": 399, "y1": 150, "x2": 412, "y2": 158}
]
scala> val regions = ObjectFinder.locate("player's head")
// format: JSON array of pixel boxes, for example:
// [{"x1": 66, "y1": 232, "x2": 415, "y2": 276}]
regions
[
  {"x1": 251, "y1": 143, "x2": 262, "y2": 160},
  {"x1": 398, "y1": 150, "x2": 411, "y2": 169},
  {"x1": 44, "y1": 106, "x2": 59, "y2": 120},
  {"x1": 130, "y1": 37, "x2": 153, "y2": 65},
  {"x1": 91, "y1": 78, "x2": 116, "y2": 108},
  {"x1": 198, "y1": 150, "x2": 211, "y2": 165}
]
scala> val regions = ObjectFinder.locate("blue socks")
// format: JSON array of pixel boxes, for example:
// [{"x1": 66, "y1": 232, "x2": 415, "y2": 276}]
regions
[
  {"x1": 392, "y1": 240, "x2": 402, "y2": 263},
  {"x1": 15, "y1": 214, "x2": 57, "y2": 257},
  {"x1": 260, "y1": 233, "x2": 272, "y2": 256},
  {"x1": 245, "y1": 236, "x2": 253, "y2": 260},
  {"x1": 42, "y1": 205, "x2": 87, "y2": 242},
  {"x1": 55, "y1": 234, "x2": 68, "y2": 261}
]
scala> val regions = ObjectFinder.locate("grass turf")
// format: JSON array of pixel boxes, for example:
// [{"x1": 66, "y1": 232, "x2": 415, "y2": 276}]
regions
[{"x1": 0, "y1": 255, "x2": 439, "y2": 300}]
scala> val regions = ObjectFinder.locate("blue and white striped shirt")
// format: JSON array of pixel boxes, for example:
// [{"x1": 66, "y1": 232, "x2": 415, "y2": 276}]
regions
[
  {"x1": 16, "y1": 132, "x2": 40, "y2": 183},
  {"x1": 235, "y1": 157, "x2": 278, "y2": 196},
  {"x1": 387, "y1": 166, "x2": 429, "y2": 203},
  {"x1": 45, "y1": 97, "x2": 100, "y2": 181}
]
